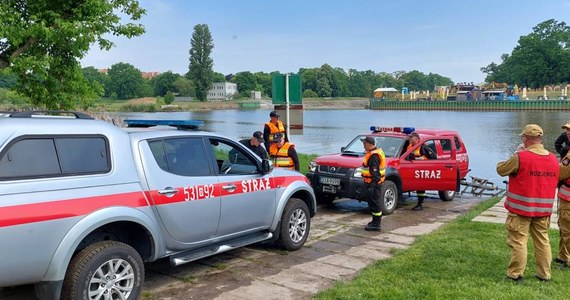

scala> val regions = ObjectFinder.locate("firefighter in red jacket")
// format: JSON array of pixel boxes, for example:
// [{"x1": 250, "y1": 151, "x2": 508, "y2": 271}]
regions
[
  {"x1": 361, "y1": 136, "x2": 386, "y2": 231},
  {"x1": 497, "y1": 124, "x2": 559, "y2": 282},
  {"x1": 269, "y1": 133, "x2": 299, "y2": 171},
  {"x1": 555, "y1": 150, "x2": 570, "y2": 269}
]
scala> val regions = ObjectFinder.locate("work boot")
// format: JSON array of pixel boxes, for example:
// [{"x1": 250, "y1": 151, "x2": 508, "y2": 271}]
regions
[
  {"x1": 412, "y1": 198, "x2": 424, "y2": 211},
  {"x1": 365, "y1": 215, "x2": 381, "y2": 231}
]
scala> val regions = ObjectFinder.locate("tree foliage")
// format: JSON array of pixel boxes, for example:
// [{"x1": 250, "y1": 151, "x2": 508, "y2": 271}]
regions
[
  {"x1": 173, "y1": 77, "x2": 194, "y2": 97},
  {"x1": 153, "y1": 71, "x2": 180, "y2": 96},
  {"x1": 0, "y1": 0, "x2": 146, "y2": 109},
  {"x1": 107, "y1": 63, "x2": 145, "y2": 100},
  {"x1": 188, "y1": 24, "x2": 214, "y2": 101},
  {"x1": 232, "y1": 71, "x2": 256, "y2": 96},
  {"x1": 481, "y1": 19, "x2": 570, "y2": 88}
]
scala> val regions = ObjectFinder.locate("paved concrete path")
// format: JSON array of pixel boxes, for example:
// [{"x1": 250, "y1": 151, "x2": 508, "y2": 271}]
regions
[
  {"x1": 0, "y1": 194, "x2": 486, "y2": 300},
  {"x1": 472, "y1": 197, "x2": 559, "y2": 230}
]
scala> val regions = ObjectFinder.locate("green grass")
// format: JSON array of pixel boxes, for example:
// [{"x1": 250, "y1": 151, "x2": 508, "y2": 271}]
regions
[
  {"x1": 316, "y1": 197, "x2": 570, "y2": 300},
  {"x1": 298, "y1": 153, "x2": 318, "y2": 175}
]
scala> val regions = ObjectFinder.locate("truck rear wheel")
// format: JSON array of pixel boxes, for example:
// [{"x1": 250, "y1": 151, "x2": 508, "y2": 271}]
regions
[
  {"x1": 438, "y1": 190, "x2": 456, "y2": 201},
  {"x1": 381, "y1": 181, "x2": 398, "y2": 215},
  {"x1": 61, "y1": 241, "x2": 144, "y2": 300}
]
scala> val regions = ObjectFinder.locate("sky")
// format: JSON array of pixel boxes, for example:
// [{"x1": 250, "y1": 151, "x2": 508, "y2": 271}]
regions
[{"x1": 81, "y1": 0, "x2": 570, "y2": 85}]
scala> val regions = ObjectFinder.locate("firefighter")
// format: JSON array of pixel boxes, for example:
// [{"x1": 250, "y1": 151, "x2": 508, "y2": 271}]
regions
[
  {"x1": 496, "y1": 124, "x2": 559, "y2": 283},
  {"x1": 555, "y1": 121, "x2": 570, "y2": 160},
  {"x1": 555, "y1": 151, "x2": 570, "y2": 269},
  {"x1": 406, "y1": 132, "x2": 436, "y2": 211},
  {"x1": 263, "y1": 110, "x2": 288, "y2": 150},
  {"x1": 269, "y1": 133, "x2": 299, "y2": 171},
  {"x1": 361, "y1": 136, "x2": 386, "y2": 231}
]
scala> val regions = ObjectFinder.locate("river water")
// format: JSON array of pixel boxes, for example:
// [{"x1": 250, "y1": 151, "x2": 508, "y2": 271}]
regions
[{"x1": 119, "y1": 109, "x2": 570, "y2": 186}]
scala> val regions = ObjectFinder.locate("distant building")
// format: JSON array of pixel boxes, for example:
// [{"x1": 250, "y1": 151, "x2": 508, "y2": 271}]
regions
[
  {"x1": 97, "y1": 68, "x2": 160, "y2": 79},
  {"x1": 207, "y1": 82, "x2": 238, "y2": 101},
  {"x1": 250, "y1": 91, "x2": 261, "y2": 100}
]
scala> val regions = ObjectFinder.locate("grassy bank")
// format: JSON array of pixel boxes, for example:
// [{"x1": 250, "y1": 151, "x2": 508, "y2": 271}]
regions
[
  {"x1": 316, "y1": 197, "x2": 570, "y2": 299},
  {"x1": 298, "y1": 153, "x2": 317, "y2": 175}
]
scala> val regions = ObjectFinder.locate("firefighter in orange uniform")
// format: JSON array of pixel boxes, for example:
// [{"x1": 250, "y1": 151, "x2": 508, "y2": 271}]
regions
[
  {"x1": 406, "y1": 132, "x2": 436, "y2": 211},
  {"x1": 555, "y1": 150, "x2": 570, "y2": 269},
  {"x1": 496, "y1": 124, "x2": 559, "y2": 283},
  {"x1": 269, "y1": 133, "x2": 299, "y2": 171},
  {"x1": 361, "y1": 136, "x2": 386, "y2": 231},
  {"x1": 263, "y1": 110, "x2": 288, "y2": 150}
]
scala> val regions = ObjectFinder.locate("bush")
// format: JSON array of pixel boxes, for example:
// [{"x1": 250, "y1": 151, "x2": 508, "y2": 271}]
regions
[
  {"x1": 164, "y1": 91, "x2": 175, "y2": 104},
  {"x1": 303, "y1": 89, "x2": 318, "y2": 98},
  {"x1": 0, "y1": 88, "x2": 29, "y2": 105}
]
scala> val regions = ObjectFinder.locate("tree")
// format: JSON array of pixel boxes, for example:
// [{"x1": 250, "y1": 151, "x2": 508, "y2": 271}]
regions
[
  {"x1": 212, "y1": 72, "x2": 226, "y2": 82},
  {"x1": 82, "y1": 67, "x2": 108, "y2": 97},
  {"x1": 153, "y1": 71, "x2": 180, "y2": 96},
  {"x1": 188, "y1": 24, "x2": 214, "y2": 101},
  {"x1": 173, "y1": 77, "x2": 195, "y2": 97},
  {"x1": 107, "y1": 63, "x2": 145, "y2": 100},
  {"x1": 0, "y1": 68, "x2": 17, "y2": 89},
  {"x1": 0, "y1": 0, "x2": 146, "y2": 109},
  {"x1": 232, "y1": 71, "x2": 257, "y2": 96},
  {"x1": 481, "y1": 19, "x2": 570, "y2": 87}
]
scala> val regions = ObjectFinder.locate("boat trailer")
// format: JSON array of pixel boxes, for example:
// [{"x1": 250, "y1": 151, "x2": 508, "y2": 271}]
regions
[{"x1": 460, "y1": 176, "x2": 505, "y2": 197}]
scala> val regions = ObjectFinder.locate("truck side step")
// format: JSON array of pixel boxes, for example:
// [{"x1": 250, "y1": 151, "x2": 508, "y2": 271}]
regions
[{"x1": 170, "y1": 232, "x2": 273, "y2": 266}]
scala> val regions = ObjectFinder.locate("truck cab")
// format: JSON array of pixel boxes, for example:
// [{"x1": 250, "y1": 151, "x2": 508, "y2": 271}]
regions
[{"x1": 307, "y1": 126, "x2": 469, "y2": 214}]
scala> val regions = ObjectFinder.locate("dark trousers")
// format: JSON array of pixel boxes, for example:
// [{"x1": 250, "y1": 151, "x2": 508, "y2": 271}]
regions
[{"x1": 367, "y1": 183, "x2": 382, "y2": 213}]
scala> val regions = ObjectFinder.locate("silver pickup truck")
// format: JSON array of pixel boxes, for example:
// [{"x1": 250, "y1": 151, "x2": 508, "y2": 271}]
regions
[{"x1": 0, "y1": 112, "x2": 316, "y2": 300}]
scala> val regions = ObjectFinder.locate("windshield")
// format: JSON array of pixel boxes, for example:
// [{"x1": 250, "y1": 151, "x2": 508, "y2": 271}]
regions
[{"x1": 342, "y1": 135, "x2": 404, "y2": 158}]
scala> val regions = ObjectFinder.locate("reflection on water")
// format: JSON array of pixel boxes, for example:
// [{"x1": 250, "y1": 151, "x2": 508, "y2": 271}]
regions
[{"x1": 119, "y1": 109, "x2": 570, "y2": 185}]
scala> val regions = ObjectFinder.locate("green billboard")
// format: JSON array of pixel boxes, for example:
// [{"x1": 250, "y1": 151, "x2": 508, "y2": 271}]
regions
[{"x1": 272, "y1": 73, "x2": 302, "y2": 104}]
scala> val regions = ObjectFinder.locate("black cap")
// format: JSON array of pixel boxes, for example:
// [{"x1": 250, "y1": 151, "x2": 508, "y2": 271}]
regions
[
  {"x1": 270, "y1": 110, "x2": 280, "y2": 118},
  {"x1": 274, "y1": 133, "x2": 284, "y2": 142},
  {"x1": 360, "y1": 136, "x2": 375, "y2": 145},
  {"x1": 253, "y1": 131, "x2": 264, "y2": 143}
]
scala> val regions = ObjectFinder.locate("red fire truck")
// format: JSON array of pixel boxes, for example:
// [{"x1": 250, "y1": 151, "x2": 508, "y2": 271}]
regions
[{"x1": 306, "y1": 126, "x2": 470, "y2": 214}]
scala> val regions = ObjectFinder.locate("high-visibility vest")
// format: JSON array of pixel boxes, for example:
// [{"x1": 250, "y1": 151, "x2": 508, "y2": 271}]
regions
[
  {"x1": 269, "y1": 142, "x2": 295, "y2": 169},
  {"x1": 265, "y1": 121, "x2": 286, "y2": 143},
  {"x1": 560, "y1": 178, "x2": 570, "y2": 202},
  {"x1": 505, "y1": 150, "x2": 559, "y2": 217},
  {"x1": 407, "y1": 143, "x2": 427, "y2": 160},
  {"x1": 362, "y1": 148, "x2": 386, "y2": 184}
]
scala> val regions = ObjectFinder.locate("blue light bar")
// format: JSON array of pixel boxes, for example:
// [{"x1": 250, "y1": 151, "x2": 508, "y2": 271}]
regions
[
  {"x1": 124, "y1": 119, "x2": 204, "y2": 130},
  {"x1": 369, "y1": 126, "x2": 415, "y2": 134}
]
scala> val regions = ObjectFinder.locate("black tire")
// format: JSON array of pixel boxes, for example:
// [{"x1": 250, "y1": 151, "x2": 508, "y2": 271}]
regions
[
  {"x1": 61, "y1": 241, "x2": 144, "y2": 300},
  {"x1": 439, "y1": 190, "x2": 456, "y2": 201},
  {"x1": 380, "y1": 181, "x2": 398, "y2": 215},
  {"x1": 316, "y1": 192, "x2": 336, "y2": 205},
  {"x1": 275, "y1": 198, "x2": 310, "y2": 250}
]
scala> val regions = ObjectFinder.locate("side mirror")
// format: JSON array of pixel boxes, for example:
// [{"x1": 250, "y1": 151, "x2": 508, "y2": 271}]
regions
[
  {"x1": 261, "y1": 159, "x2": 272, "y2": 174},
  {"x1": 341, "y1": 146, "x2": 346, "y2": 152}
]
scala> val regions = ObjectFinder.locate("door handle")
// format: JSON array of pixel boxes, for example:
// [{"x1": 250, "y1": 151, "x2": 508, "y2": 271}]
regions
[
  {"x1": 158, "y1": 187, "x2": 179, "y2": 196},
  {"x1": 222, "y1": 184, "x2": 237, "y2": 193},
  {"x1": 445, "y1": 164, "x2": 454, "y2": 168}
]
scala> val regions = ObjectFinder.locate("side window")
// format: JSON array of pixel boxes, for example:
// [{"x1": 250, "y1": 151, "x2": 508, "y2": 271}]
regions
[
  {"x1": 56, "y1": 138, "x2": 109, "y2": 173},
  {"x1": 454, "y1": 137, "x2": 461, "y2": 150},
  {"x1": 149, "y1": 138, "x2": 211, "y2": 176},
  {"x1": 0, "y1": 139, "x2": 60, "y2": 178},
  {"x1": 441, "y1": 139, "x2": 451, "y2": 151},
  {"x1": 0, "y1": 136, "x2": 110, "y2": 180},
  {"x1": 210, "y1": 139, "x2": 258, "y2": 175}
]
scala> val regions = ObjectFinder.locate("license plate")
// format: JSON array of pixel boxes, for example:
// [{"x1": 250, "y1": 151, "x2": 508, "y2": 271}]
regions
[{"x1": 320, "y1": 177, "x2": 340, "y2": 185}]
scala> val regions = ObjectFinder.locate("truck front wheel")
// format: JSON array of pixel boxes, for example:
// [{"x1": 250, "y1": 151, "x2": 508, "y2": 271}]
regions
[
  {"x1": 276, "y1": 198, "x2": 310, "y2": 250},
  {"x1": 61, "y1": 241, "x2": 144, "y2": 300},
  {"x1": 380, "y1": 181, "x2": 398, "y2": 215}
]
